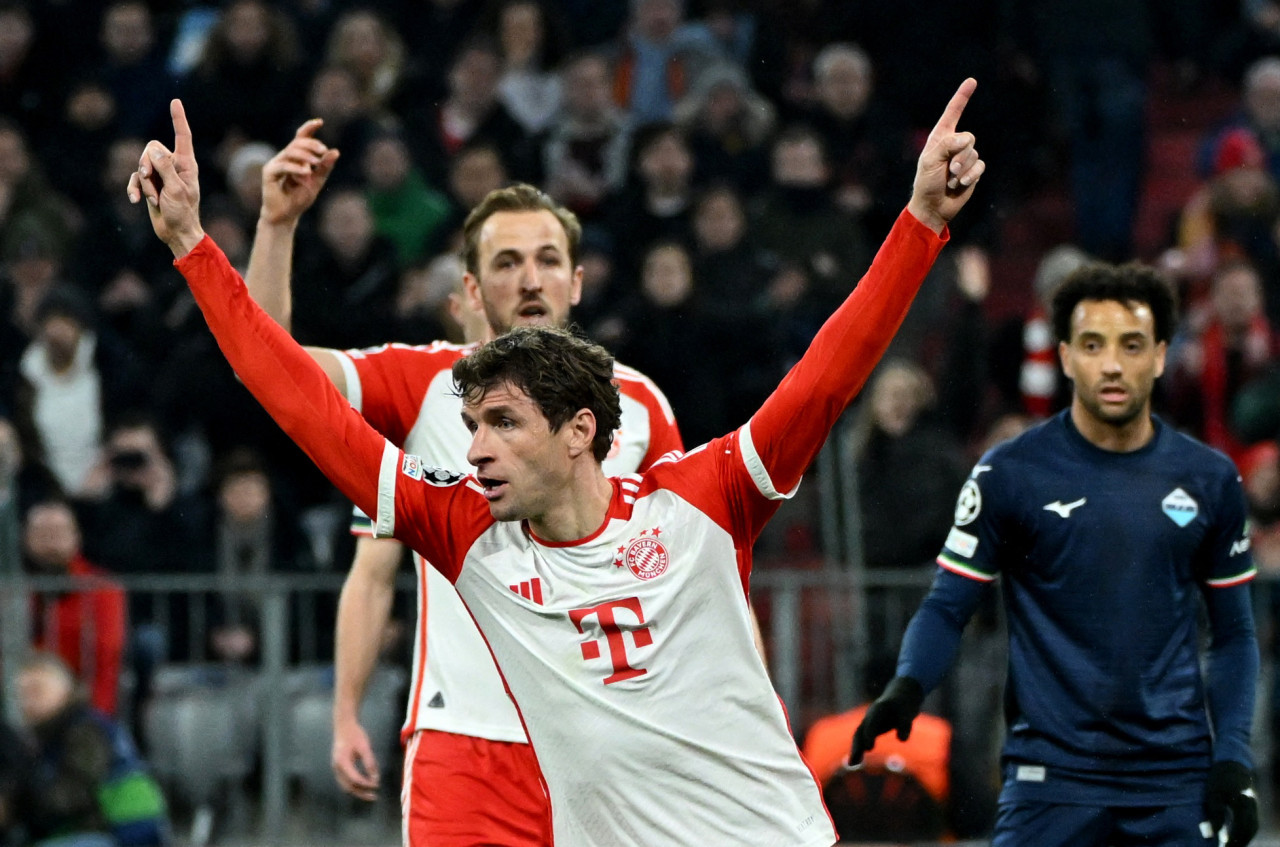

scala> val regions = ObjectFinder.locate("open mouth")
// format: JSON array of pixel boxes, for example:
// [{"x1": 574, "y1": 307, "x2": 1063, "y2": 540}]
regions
[
  {"x1": 478, "y1": 476, "x2": 508, "y2": 501},
  {"x1": 1098, "y1": 385, "x2": 1128, "y2": 403},
  {"x1": 517, "y1": 303, "x2": 548, "y2": 320}
]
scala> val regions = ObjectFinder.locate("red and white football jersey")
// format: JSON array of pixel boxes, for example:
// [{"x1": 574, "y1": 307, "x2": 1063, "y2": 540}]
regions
[
  {"x1": 176, "y1": 206, "x2": 946, "y2": 846},
  {"x1": 339, "y1": 341, "x2": 681, "y2": 742}
]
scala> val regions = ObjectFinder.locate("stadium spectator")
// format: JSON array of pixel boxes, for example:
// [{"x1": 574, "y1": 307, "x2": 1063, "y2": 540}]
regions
[
  {"x1": 361, "y1": 129, "x2": 453, "y2": 269},
  {"x1": 1166, "y1": 259, "x2": 1275, "y2": 463},
  {"x1": 853, "y1": 263, "x2": 1261, "y2": 847},
  {"x1": 131, "y1": 77, "x2": 982, "y2": 847},
  {"x1": 202, "y1": 448, "x2": 316, "y2": 664},
  {"x1": 673, "y1": 61, "x2": 775, "y2": 193},
  {"x1": 223, "y1": 141, "x2": 275, "y2": 231},
  {"x1": 323, "y1": 8, "x2": 416, "y2": 117},
  {"x1": 988, "y1": 244, "x2": 1092, "y2": 421},
  {"x1": 95, "y1": 0, "x2": 173, "y2": 140},
  {"x1": 0, "y1": 226, "x2": 68, "y2": 412},
  {"x1": 688, "y1": 183, "x2": 777, "y2": 422},
  {"x1": 178, "y1": 0, "x2": 307, "y2": 163},
  {"x1": 0, "y1": 121, "x2": 76, "y2": 264},
  {"x1": 0, "y1": 2, "x2": 60, "y2": 141},
  {"x1": 610, "y1": 240, "x2": 725, "y2": 444},
  {"x1": 382, "y1": 0, "x2": 483, "y2": 101},
  {"x1": 847, "y1": 360, "x2": 969, "y2": 571},
  {"x1": 23, "y1": 500, "x2": 126, "y2": 717},
  {"x1": 682, "y1": 0, "x2": 788, "y2": 103},
  {"x1": 15, "y1": 652, "x2": 168, "y2": 846},
  {"x1": 406, "y1": 36, "x2": 537, "y2": 185},
  {"x1": 1200, "y1": 57, "x2": 1280, "y2": 183},
  {"x1": 489, "y1": 0, "x2": 568, "y2": 134},
  {"x1": 542, "y1": 50, "x2": 633, "y2": 220},
  {"x1": 604, "y1": 121, "x2": 697, "y2": 274},
  {"x1": 802, "y1": 42, "x2": 913, "y2": 239},
  {"x1": 1178, "y1": 127, "x2": 1280, "y2": 314},
  {"x1": 71, "y1": 136, "x2": 181, "y2": 339},
  {"x1": 608, "y1": 0, "x2": 721, "y2": 123},
  {"x1": 290, "y1": 188, "x2": 399, "y2": 351},
  {"x1": 298, "y1": 66, "x2": 378, "y2": 184},
  {"x1": 41, "y1": 77, "x2": 121, "y2": 211},
  {"x1": 750, "y1": 125, "x2": 871, "y2": 356},
  {"x1": 17, "y1": 287, "x2": 144, "y2": 498}
]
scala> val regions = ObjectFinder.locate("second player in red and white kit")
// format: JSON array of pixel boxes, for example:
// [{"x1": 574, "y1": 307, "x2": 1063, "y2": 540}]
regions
[{"x1": 243, "y1": 133, "x2": 681, "y2": 844}]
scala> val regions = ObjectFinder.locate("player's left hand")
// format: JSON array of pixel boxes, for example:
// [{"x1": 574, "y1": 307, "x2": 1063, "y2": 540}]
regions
[
  {"x1": 128, "y1": 99, "x2": 205, "y2": 257},
  {"x1": 907, "y1": 78, "x2": 984, "y2": 234},
  {"x1": 1205, "y1": 760, "x2": 1258, "y2": 846}
]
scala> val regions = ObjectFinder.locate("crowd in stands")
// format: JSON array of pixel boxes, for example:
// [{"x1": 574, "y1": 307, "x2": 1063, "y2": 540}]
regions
[{"x1": 9, "y1": 0, "x2": 1280, "y2": 840}]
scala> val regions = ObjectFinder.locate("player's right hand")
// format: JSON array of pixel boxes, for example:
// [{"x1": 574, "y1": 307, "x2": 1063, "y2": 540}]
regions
[
  {"x1": 261, "y1": 119, "x2": 340, "y2": 226},
  {"x1": 332, "y1": 719, "x2": 381, "y2": 802},
  {"x1": 849, "y1": 676, "x2": 924, "y2": 765}
]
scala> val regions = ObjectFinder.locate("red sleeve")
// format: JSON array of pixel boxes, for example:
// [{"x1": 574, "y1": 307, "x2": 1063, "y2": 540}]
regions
[
  {"x1": 89, "y1": 584, "x2": 126, "y2": 716},
  {"x1": 345, "y1": 344, "x2": 465, "y2": 446},
  {"x1": 616, "y1": 367, "x2": 684, "y2": 469},
  {"x1": 174, "y1": 238, "x2": 471, "y2": 578},
  {"x1": 744, "y1": 208, "x2": 946, "y2": 506}
]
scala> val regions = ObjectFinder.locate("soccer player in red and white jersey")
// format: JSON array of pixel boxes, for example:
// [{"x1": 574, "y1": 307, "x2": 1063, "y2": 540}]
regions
[
  {"x1": 131, "y1": 79, "x2": 983, "y2": 846},
  {"x1": 242, "y1": 127, "x2": 683, "y2": 844}
]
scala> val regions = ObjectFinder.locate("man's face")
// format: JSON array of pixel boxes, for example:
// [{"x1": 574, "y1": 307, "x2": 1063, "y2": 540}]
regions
[
  {"x1": 562, "y1": 56, "x2": 611, "y2": 118},
  {"x1": 18, "y1": 664, "x2": 73, "y2": 726},
  {"x1": 772, "y1": 138, "x2": 827, "y2": 187},
  {"x1": 816, "y1": 54, "x2": 871, "y2": 119},
  {"x1": 1212, "y1": 265, "x2": 1263, "y2": 331},
  {"x1": 24, "y1": 504, "x2": 80, "y2": 571},
  {"x1": 467, "y1": 210, "x2": 582, "y2": 335},
  {"x1": 463, "y1": 381, "x2": 579, "y2": 523},
  {"x1": 1059, "y1": 299, "x2": 1166, "y2": 429}
]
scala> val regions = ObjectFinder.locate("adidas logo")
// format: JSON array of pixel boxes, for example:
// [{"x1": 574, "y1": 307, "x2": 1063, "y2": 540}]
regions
[{"x1": 427, "y1": 691, "x2": 445, "y2": 709}]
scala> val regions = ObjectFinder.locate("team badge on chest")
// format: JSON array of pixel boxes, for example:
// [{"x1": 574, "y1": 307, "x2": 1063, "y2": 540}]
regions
[
  {"x1": 1162, "y1": 487, "x2": 1199, "y2": 527},
  {"x1": 614, "y1": 527, "x2": 669, "y2": 580}
]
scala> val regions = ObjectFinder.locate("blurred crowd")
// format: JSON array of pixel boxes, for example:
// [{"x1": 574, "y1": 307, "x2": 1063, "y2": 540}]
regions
[{"x1": 10, "y1": 0, "x2": 1280, "y2": 841}]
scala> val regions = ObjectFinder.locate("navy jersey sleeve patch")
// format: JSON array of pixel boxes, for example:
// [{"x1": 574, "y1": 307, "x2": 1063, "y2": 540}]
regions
[{"x1": 938, "y1": 461, "x2": 1001, "y2": 582}]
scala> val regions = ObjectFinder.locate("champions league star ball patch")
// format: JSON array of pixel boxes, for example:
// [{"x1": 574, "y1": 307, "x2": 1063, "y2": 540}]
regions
[
  {"x1": 614, "y1": 528, "x2": 670, "y2": 580},
  {"x1": 954, "y1": 480, "x2": 982, "y2": 526},
  {"x1": 1162, "y1": 487, "x2": 1199, "y2": 527}
]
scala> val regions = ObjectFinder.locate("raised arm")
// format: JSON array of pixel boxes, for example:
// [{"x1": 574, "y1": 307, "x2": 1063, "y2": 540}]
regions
[
  {"x1": 746, "y1": 79, "x2": 984, "y2": 493},
  {"x1": 242, "y1": 120, "x2": 354, "y2": 393},
  {"x1": 130, "y1": 101, "x2": 388, "y2": 534}
]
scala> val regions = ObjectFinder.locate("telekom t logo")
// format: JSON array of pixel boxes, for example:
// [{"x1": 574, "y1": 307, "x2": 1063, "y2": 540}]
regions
[{"x1": 569, "y1": 597, "x2": 653, "y2": 684}]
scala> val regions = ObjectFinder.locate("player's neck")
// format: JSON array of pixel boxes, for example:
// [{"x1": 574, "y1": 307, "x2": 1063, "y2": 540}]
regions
[
  {"x1": 1070, "y1": 401, "x2": 1156, "y2": 453},
  {"x1": 526, "y1": 467, "x2": 613, "y2": 542}
]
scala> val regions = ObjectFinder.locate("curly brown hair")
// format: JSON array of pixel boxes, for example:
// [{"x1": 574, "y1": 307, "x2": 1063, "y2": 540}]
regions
[
  {"x1": 461, "y1": 183, "x2": 582, "y2": 276},
  {"x1": 1051, "y1": 261, "x2": 1178, "y2": 344},
  {"x1": 453, "y1": 326, "x2": 620, "y2": 461}
]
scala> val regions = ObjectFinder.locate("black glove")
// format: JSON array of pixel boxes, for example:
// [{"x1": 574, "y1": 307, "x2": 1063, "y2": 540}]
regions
[
  {"x1": 1205, "y1": 760, "x2": 1258, "y2": 847},
  {"x1": 849, "y1": 676, "x2": 924, "y2": 765}
]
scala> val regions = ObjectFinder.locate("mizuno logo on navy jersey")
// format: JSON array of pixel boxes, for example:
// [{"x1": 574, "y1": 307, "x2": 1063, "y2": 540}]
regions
[{"x1": 1043, "y1": 498, "x2": 1086, "y2": 518}]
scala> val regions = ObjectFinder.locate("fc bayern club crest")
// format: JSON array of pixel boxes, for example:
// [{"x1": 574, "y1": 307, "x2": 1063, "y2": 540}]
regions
[{"x1": 614, "y1": 527, "x2": 669, "y2": 580}]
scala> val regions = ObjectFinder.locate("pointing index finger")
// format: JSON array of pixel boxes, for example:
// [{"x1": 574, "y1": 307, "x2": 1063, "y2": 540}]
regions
[
  {"x1": 931, "y1": 78, "x2": 977, "y2": 137},
  {"x1": 170, "y1": 99, "x2": 194, "y2": 158}
]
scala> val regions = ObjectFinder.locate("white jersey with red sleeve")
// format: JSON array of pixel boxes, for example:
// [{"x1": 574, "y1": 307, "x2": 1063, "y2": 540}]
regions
[
  {"x1": 174, "y1": 205, "x2": 946, "y2": 846},
  {"x1": 338, "y1": 340, "x2": 683, "y2": 742}
]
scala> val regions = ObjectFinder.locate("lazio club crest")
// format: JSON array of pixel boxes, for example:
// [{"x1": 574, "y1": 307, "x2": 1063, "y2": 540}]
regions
[{"x1": 1162, "y1": 487, "x2": 1198, "y2": 528}]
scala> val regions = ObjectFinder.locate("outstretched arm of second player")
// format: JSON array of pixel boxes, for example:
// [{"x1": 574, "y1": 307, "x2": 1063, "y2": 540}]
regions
[
  {"x1": 332, "y1": 536, "x2": 401, "y2": 801},
  {"x1": 748, "y1": 80, "x2": 983, "y2": 492},
  {"x1": 243, "y1": 120, "x2": 352, "y2": 392}
]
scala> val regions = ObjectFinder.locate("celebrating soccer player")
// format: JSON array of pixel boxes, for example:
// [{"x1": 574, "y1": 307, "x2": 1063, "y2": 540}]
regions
[
  {"x1": 242, "y1": 120, "x2": 682, "y2": 845},
  {"x1": 128, "y1": 78, "x2": 982, "y2": 846}
]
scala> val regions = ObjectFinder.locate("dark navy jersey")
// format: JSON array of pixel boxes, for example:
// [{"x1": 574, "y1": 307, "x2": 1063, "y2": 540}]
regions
[{"x1": 927, "y1": 411, "x2": 1255, "y2": 803}]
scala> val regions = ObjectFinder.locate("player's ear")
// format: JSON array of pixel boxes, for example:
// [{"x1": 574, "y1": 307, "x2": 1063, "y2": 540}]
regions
[
  {"x1": 565, "y1": 408, "x2": 597, "y2": 460},
  {"x1": 1152, "y1": 340, "x2": 1167, "y2": 379},
  {"x1": 570, "y1": 264, "x2": 583, "y2": 308},
  {"x1": 463, "y1": 272, "x2": 483, "y2": 314},
  {"x1": 1058, "y1": 340, "x2": 1073, "y2": 380}
]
